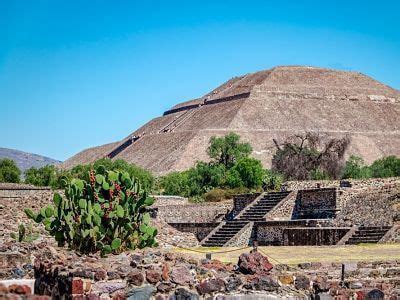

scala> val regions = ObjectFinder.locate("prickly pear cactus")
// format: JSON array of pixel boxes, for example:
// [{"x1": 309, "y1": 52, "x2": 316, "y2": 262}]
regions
[{"x1": 25, "y1": 165, "x2": 157, "y2": 254}]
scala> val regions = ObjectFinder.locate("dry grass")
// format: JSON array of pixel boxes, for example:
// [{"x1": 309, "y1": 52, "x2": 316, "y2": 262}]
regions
[{"x1": 172, "y1": 244, "x2": 400, "y2": 265}]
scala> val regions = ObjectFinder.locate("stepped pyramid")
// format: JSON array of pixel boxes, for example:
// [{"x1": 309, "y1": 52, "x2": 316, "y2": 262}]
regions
[{"x1": 62, "y1": 66, "x2": 400, "y2": 175}]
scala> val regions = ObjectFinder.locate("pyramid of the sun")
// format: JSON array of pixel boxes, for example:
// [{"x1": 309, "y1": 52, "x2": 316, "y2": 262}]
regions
[{"x1": 62, "y1": 66, "x2": 400, "y2": 175}]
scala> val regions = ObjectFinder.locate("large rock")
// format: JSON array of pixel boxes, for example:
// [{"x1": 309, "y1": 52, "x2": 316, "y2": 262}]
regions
[
  {"x1": 196, "y1": 278, "x2": 226, "y2": 295},
  {"x1": 174, "y1": 288, "x2": 199, "y2": 300},
  {"x1": 224, "y1": 275, "x2": 243, "y2": 292},
  {"x1": 238, "y1": 251, "x2": 273, "y2": 275},
  {"x1": 244, "y1": 275, "x2": 280, "y2": 292},
  {"x1": 127, "y1": 285, "x2": 156, "y2": 300},
  {"x1": 366, "y1": 289, "x2": 385, "y2": 300},
  {"x1": 171, "y1": 265, "x2": 193, "y2": 285}
]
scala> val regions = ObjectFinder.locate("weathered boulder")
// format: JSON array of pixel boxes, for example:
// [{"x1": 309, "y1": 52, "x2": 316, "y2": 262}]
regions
[
  {"x1": 196, "y1": 278, "x2": 226, "y2": 295},
  {"x1": 238, "y1": 251, "x2": 273, "y2": 275},
  {"x1": 294, "y1": 274, "x2": 310, "y2": 290},
  {"x1": 224, "y1": 275, "x2": 243, "y2": 292},
  {"x1": 127, "y1": 270, "x2": 144, "y2": 286},
  {"x1": 146, "y1": 269, "x2": 161, "y2": 284},
  {"x1": 174, "y1": 288, "x2": 199, "y2": 300},
  {"x1": 366, "y1": 289, "x2": 385, "y2": 300},
  {"x1": 156, "y1": 282, "x2": 174, "y2": 294},
  {"x1": 127, "y1": 285, "x2": 156, "y2": 300},
  {"x1": 244, "y1": 275, "x2": 279, "y2": 292},
  {"x1": 171, "y1": 265, "x2": 193, "y2": 285}
]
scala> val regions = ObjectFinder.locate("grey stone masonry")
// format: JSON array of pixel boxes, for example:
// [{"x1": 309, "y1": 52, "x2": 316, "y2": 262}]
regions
[{"x1": 201, "y1": 191, "x2": 290, "y2": 247}]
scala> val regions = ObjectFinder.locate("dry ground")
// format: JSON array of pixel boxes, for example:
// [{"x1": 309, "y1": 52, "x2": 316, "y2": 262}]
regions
[{"x1": 172, "y1": 244, "x2": 400, "y2": 265}]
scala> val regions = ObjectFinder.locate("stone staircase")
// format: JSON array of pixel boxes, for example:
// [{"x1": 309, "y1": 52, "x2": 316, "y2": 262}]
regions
[
  {"x1": 202, "y1": 191, "x2": 290, "y2": 247},
  {"x1": 107, "y1": 136, "x2": 140, "y2": 159},
  {"x1": 345, "y1": 226, "x2": 392, "y2": 245},
  {"x1": 202, "y1": 220, "x2": 249, "y2": 247},
  {"x1": 237, "y1": 191, "x2": 290, "y2": 221}
]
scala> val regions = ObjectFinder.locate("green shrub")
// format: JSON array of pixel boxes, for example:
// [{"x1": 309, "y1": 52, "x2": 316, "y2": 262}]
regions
[
  {"x1": 227, "y1": 157, "x2": 264, "y2": 189},
  {"x1": 25, "y1": 165, "x2": 157, "y2": 255},
  {"x1": 69, "y1": 158, "x2": 154, "y2": 191},
  {"x1": 10, "y1": 224, "x2": 39, "y2": 243},
  {"x1": 187, "y1": 162, "x2": 226, "y2": 195},
  {"x1": 341, "y1": 155, "x2": 372, "y2": 179},
  {"x1": 369, "y1": 156, "x2": 400, "y2": 178},
  {"x1": 263, "y1": 170, "x2": 284, "y2": 191},
  {"x1": 25, "y1": 165, "x2": 58, "y2": 188},
  {"x1": 310, "y1": 168, "x2": 330, "y2": 180},
  {"x1": 159, "y1": 171, "x2": 190, "y2": 197},
  {"x1": 0, "y1": 159, "x2": 21, "y2": 183},
  {"x1": 207, "y1": 132, "x2": 252, "y2": 168},
  {"x1": 341, "y1": 155, "x2": 400, "y2": 179}
]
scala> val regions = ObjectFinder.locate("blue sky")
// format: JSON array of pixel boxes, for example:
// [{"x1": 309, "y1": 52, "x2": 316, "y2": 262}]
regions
[{"x1": 1, "y1": 1, "x2": 399, "y2": 161}]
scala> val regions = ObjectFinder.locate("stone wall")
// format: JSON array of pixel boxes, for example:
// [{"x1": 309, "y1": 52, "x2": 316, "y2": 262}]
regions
[
  {"x1": 152, "y1": 195, "x2": 188, "y2": 207},
  {"x1": 266, "y1": 191, "x2": 296, "y2": 220},
  {"x1": 158, "y1": 200, "x2": 233, "y2": 223},
  {"x1": 255, "y1": 220, "x2": 333, "y2": 246},
  {"x1": 293, "y1": 188, "x2": 337, "y2": 219},
  {"x1": 283, "y1": 177, "x2": 400, "y2": 191},
  {"x1": 168, "y1": 222, "x2": 219, "y2": 241},
  {"x1": 334, "y1": 190, "x2": 399, "y2": 227},
  {"x1": 232, "y1": 193, "x2": 261, "y2": 215},
  {"x1": 0, "y1": 183, "x2": 52, "y2": 199},
  {"x1": 283, "y1": 228, "x2": 349, "y2": 246}
]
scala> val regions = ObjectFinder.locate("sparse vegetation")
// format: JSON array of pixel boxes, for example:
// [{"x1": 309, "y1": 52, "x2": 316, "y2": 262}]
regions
[
  {"x1": 0, "y1": 158, "x2": 21, "y2": 183},
  {"x1": 25, "y1": 165, "x2": 157, "y2": 254},
  {"x1": 10, "y1": 224, "x2": 39, "y2": 243}
]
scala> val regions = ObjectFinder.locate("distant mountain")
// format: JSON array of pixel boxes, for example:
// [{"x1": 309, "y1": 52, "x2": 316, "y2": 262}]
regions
[{"x1": 0, "y1": 147, "x2": 61, "y2": 172}]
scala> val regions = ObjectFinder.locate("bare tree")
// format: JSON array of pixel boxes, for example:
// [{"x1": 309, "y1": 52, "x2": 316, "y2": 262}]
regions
[{"x1": 272, "y1": 133, "x2": 350, "y2": 180}]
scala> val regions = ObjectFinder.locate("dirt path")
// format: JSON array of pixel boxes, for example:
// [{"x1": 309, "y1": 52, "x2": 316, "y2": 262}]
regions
[{"x1": 172, "y1": 244, "x2": 400, "y2": 264}]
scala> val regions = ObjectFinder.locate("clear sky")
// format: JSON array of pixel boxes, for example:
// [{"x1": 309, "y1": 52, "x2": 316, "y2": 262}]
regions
[{"x1": 1, "y1": 1, "x2": 399, "y2": 161}]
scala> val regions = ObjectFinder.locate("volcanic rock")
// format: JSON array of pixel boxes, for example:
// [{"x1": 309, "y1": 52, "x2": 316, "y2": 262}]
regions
[{"x1": 238, "y1": 251, "x2": 273, "y2": 275}]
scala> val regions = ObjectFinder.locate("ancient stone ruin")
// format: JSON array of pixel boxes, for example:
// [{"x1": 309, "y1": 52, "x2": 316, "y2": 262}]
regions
[
  {"x1": 1, "y1": 179, "x2": 400, "y2": 298},
  {"x1": 62, "y1": 66, "x2": 400, "y2": 175},
  {"x1": 167, "y1": 177, "x2": 400, "y2": 247}
]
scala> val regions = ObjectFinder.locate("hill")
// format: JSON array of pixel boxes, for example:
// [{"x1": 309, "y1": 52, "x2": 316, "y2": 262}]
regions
[
  {"x1": 0, "y1": 147, "x2": 61, "y2": 172},
  {"x1": 62, "y1": 66, "x2": 400, "y2": 175}
]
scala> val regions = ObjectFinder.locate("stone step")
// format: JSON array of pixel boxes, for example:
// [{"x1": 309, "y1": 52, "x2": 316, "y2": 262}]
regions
[
  {"x1": 246, "y1": 206, "x2": 275, "y2": 209},
  {"x1": 208, "y1": 236, "x2": 233, "y2": 242},
  {"x1": 346, "y1": 238, "x2": 382, "y2": 243},
  {"x1": 242, "y1": 210, "x2": 271, "y2": 213},
  {"x1": 218, "y1": 230, "x2": 243, "y2": 234},
  {"x1": 355, "y1": 229, "x2": 388, "y2": 232},
  {"x1": 245, "y1": 206, "x2": 275, "y2": 210},
  {"x1": 353, "y1": 232, "x2": 387, "y2": 236},
  {"x1": 212, "y1": 233, "x2": 238, "y2": 237},
  {"x1": 221, "y1": 225, "x2": 247, "y2": 229},
  {"x1": 348, "y1": 236, "x2": 382, "y2": 240},
  {"x1": 358, "y1": 226, "x2": 391, "y2": 229}
]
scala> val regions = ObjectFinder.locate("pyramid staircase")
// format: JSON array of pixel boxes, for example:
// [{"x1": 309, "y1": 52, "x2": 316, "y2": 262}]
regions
[
  {"x1": 201, "y1": 191, "x2": 290, "y2": 247},
  {"x1": 345, "y1": 226, "x2": 392, "y2": 245},
  {"x1": 106, "y1": 136, "x2": 140, "y2": 159}
]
